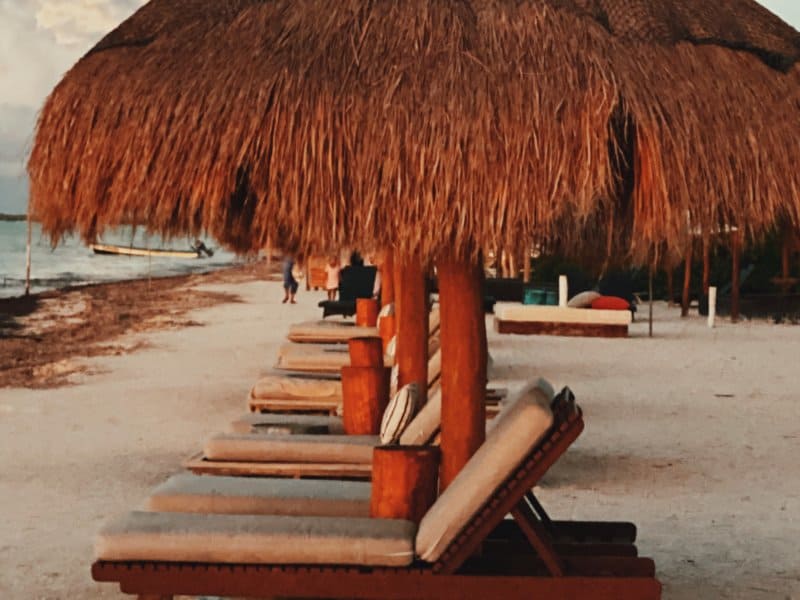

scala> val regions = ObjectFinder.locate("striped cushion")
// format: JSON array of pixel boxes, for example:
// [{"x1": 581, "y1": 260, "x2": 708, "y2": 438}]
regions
[{"x1": 380, "y1": 383, "x2": 419, "y2": 445}]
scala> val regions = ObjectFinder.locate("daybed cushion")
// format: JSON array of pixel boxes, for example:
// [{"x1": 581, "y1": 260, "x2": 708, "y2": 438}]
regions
[
  {"x1": 96, "y1": 511, "x2": 415, "y2": 567},
  {"x1": 205, "y1": 433, "x2": 378, "y2": 464},
  {"x1": 494, "y1": 303, "x2": 632, "y2": 325},
  {"x1": 147, "y1": 473, "x2": 370, "y2": 517},
  {"x1": 287, "y1": 320, "x2": 378, "y2": 343},
  {"x1": 591, "y1": 295, "x2": 631, "y2": 311},
  {"x1": 567, "y1": 290, "x2": 601, "y2": 308},
  {"x1": 398, "y1": 384, "x2": 442, "y2": 446},
  {"x1": 275, "y1": 343, "x2": 351, "y2": 372},
  {"x1": 380, "y1": 383, "x2": 419, "y2": 444},
  {"x1": 250, "y1": 376, "x2": 342, "y2": 401},
  {"x1": 415, "y1": 380, "x2": 555, "y2": 562},
  {"x1": 230, "y1": 413, "x2": 345, "y2": 435}
]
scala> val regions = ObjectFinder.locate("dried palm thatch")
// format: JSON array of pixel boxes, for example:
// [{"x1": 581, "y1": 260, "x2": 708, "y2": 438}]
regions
[{"x1": 28, "y1": 0, "x2": 800, "y2": 263}]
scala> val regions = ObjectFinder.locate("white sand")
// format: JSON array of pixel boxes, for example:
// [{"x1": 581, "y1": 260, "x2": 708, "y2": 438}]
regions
[{"x1": 1, "y1": 279, "x2": 798, "y2": 598}]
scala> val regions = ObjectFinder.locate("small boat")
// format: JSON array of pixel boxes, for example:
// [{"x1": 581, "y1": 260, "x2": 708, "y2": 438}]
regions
[{"x1": 90, "y1": 241, "x2": 213, "y2": 259}]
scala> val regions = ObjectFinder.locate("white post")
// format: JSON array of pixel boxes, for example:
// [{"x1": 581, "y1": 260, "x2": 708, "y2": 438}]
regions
[
  {"x1": 24, "y1": 211, "x2": 32, "y2": 296},
  {"x1": 558, "y1": 275, "x2": 568, "y2": 308},
  {"x1": 708, "y1": 286, "x2": 717, "y2": 329}
]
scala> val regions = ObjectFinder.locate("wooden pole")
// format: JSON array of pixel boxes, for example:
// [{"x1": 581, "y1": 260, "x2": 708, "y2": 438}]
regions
[
  {"x1": 394, "y1": 257, "x2": 429, "y2": 404},
  {"x1": 347, "y1": 337, "x2": 384, "y2": 368},
  {"x1": 356, "y1": 298, "x2": 379, "y2": 327},
  {"x1": 681, "y1": 244, "x2": 693, "y2": 317},
  {"x1": 380, "y1": 251, "x2": 396, "y2": 307},
  {"x1": 340, "y1": 366, "x2": 391, "y2": 435},
  {"x1": 708, "y1": 286, "x2": 717, "y2": 328},
  {"x1": 702, "y1": 234, "x2": 711, "y2": 296},
  {"x1": 731, "y1": 229, "x2": 741, "y2": 323},
  {"x1": 666, "y1": 263, "x2": 674, "y2": 307},
  {"x1": 437, "y1": 256, "x2": 487, "y2": 491},
  {"x1": 24, "y1": 211, "x2": 32, "y2": 296},
  {"x1": 522, "y1": 246, "x2": 532, "y2": 284},
  {"x1": 370, "y1": 446, "x2": 440, "y2": 525}
]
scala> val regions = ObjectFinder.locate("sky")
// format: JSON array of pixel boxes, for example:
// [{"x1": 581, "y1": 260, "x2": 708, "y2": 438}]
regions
[{"x1": 0, "y1": 0, "x2": 798, "y2": 214}]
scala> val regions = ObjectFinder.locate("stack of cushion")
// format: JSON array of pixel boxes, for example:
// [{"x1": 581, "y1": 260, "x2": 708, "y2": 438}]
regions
[{"x1": 568, "y1": 291, "x2": 630, "y2": 311}]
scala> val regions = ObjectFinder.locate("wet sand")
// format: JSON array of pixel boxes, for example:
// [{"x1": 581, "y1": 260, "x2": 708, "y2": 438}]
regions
[{"x1": 0, "y1": 280, "x2": 798, "y2": 598}]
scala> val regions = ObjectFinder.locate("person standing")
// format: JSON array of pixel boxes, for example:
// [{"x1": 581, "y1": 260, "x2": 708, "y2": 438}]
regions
[
  {"x1": 324, "y1": 256, "x2": 341, "y2": 301},
  {"x1": 282, "y1": 256, "x2": 299, "y2": 304}
]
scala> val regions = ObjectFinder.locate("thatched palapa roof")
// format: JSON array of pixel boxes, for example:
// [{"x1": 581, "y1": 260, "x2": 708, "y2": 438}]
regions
[{"x1": 28, "y1": 0, "x2": 800, "y2": 261}]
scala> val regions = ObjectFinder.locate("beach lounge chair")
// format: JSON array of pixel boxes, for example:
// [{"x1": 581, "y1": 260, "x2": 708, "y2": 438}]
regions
[
  {"x1": 318, "y1": 265, "x2": 377, "y2": 318},
  {"x1": 186, "y1": 381, "x2": 449, "y2": 479},
  {"x1": 93, "y1": 385, "x2": 661, "y2": 599},
  {"x1": 494, "y1": 302, "x2": 632, "y2": 338},
  {"x1": 249, "y1": 348, "x2": 442, "y2": 414},
  {"x1": 287, "y1": 306, "x2": 441, "y2": 344}
]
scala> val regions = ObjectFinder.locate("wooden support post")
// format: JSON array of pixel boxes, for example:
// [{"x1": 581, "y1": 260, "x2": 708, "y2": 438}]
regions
[
  {"x1": 731, "y1": 229, "x2": 741, "y2": 323},
  {"x1": 348, "y1": 337, "x2": 384, "y2": 368},
  {"x1": 702, "y1": 234, "x2": 711, "y2": 297},
  {"x1": 522, "y1": 248, "x2": 532, "y2": 284},
  {"x1": 356, "y1": 298, "x2": 379, "y2": 327},
  {"x1": 341, "y1": 366, "x2": 391, "y2": 435},
  {"x1": 681, "y1": 245, "x2": 693, "y2": 317},
  {"x1": 394, "y1": 257, "x2": 429, "y2": 404},
  {"x1": 378, "y1": 314, "x2": 396, "y2": 353},
  {"x1": 666, "y1": 263, "x2": 674, "y2": 307},
  {"x1": 380, "y1": 251, "x2": 396, "y2": 307},
  {"x1": 370, "y1": 446, "x2": 440, "y2": 525},
  {"x1": 25, "y1": 211, "x2": 32, "y2": 297},
  {"x1": 437, "y1": 256, "x2": 487, "y2": 491}
]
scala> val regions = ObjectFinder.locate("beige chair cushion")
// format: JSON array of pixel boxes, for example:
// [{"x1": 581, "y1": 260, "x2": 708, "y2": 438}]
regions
[
  {"x1": 427, "y1": 348, "x2": 442, "y2": 385},
  {"x1": 205, "y1": 433, "x2": 378, "y2": 464},
  {"x1": 96, "y1": 511, "x2": 415, "y2": 567},
  {"x1": 398, "y1": 384, "x2": 442, "y2": 446},
  {"x1": 250, "y1": 376, "x2": 342, "y2": 401},
  {"x1": 494, "y1": 303, "x2": 632, "y2": 325},
  {"x1": 147, "y1": 474, "x2": 371, "y2": 517},
  {"x1": 288, "y1": 320, "x2": 378, "y2": 343},
  {"x1": 428, "y1": 307, "x2": 441, "y2": 334},
  {"x1": 415, "y1": 380, "x2": 555, "y2": 563},
  {"x1": 275, "y1": 343, "x2": 351, "y2": 372},
  {"x1": 230, "y1": 413, "x2": 345, "y2": 435}
]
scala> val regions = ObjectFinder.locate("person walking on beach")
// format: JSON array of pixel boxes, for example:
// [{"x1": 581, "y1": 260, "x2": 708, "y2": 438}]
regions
[
  {"x1": 324, "y1": 256, "x2": 341, "y2": 301},
  {"x1": 282, "y1": 256, "x2": 299, "y2": 304}
]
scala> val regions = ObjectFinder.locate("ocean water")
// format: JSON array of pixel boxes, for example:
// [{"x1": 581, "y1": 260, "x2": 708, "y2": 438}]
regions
[{"x1": 0, "y1": 221, "x2": 239, "y2": 299}]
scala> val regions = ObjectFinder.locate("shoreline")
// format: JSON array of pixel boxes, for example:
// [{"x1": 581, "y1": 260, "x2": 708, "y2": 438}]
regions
[{"x1": 0, "y1": 259, "x2": 278, "y2": 389}]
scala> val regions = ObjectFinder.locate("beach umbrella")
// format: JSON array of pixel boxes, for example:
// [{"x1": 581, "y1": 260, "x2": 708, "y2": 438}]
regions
[{"x1": 28, "y1": 1, "x2": 800, "y2": 485}]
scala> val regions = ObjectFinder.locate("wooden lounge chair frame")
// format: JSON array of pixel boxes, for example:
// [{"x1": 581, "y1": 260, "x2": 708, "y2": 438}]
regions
[{"x1": 94, "y1": 395, "x2": 661, "y2": 599}]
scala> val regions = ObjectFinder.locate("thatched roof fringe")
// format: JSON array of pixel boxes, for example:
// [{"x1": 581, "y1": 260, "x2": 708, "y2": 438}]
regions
[{"x1": 28, "y1": 1, "x2": 800, "y2": 263}]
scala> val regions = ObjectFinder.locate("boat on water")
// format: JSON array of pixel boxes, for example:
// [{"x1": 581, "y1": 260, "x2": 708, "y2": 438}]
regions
[{"x1": 90, "y1": 241, "x2": 213, "y2": 259}]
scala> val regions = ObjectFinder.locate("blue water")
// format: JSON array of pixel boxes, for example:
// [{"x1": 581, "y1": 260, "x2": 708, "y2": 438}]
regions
[{"x1": 0, "y1": 221, "x2": 240, "y2": 299}]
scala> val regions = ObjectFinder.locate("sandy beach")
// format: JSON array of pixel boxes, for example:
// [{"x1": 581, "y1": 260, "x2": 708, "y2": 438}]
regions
[{"x1": 1, "y1": 275, "x2": 798, "y2": 599}]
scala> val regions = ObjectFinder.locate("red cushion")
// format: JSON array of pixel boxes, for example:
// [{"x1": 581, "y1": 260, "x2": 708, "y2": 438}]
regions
[{"x1": 591, "y1": 296, "x2": 630, "y2": 311}]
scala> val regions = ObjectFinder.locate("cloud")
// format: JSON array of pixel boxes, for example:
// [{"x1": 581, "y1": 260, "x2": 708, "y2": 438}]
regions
[{"x1": 35, "y1": 0, "x2": 145, "y2": 47}]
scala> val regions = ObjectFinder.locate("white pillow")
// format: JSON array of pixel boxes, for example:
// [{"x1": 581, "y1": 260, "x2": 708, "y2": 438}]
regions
[
  {"x1": 378, "y1": 303, "x2": 395, "y2": 318},
  {"x1": 380, "y1": 383, "x2": 419, "y2": 445},
  {"x1": 567, "y1": 290, "x2": 601, "y2": 308},
  {"x1": 390, "y1": 364, "x2": 399, "y2": 395},
  {"x1": 385, "y1": 336, "x2": 397, "y2": 361}
]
